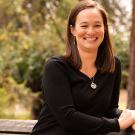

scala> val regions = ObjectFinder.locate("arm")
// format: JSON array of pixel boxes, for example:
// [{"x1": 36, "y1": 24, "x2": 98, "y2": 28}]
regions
[
  {"x1": 118, "y1": 109, "x2": 135, "y2": 129},
  {"x1": 105, "y1": 57, "x2": 122, "y2": 118},
  {"x1": 42, "y1": 58, "x2": 120, "y2": 134},
  {"x1": 105, "y1": 57, "x2": 135, "y2": 129}
]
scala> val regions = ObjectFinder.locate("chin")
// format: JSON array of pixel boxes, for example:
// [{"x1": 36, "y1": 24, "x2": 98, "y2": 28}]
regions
[{"x1": 85, "y1": 44, "x2": 99, "y2": 49}]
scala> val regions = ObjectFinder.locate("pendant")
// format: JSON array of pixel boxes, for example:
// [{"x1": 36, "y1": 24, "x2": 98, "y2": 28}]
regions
[{"x1": 91, "y1": 82, "x2": 97, "y2": 89}]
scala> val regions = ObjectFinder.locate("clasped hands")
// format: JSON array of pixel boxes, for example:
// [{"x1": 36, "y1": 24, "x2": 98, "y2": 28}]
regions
[{"x1": 118, "y1": 109, "x2": 135, "y2": 131}]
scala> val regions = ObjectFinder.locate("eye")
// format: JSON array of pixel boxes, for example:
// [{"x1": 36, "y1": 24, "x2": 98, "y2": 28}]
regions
[
  {"x1": 80, "y1": 25, "x2": 88, "y2": 28},
  {"x1": 95, "y1": 24, "x2": 102, "y2": 27}
]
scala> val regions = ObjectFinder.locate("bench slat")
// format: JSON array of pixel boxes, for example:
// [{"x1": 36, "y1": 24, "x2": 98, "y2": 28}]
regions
[{"x1": 0, "y1": 119, "x2": 37, "y2": 134}]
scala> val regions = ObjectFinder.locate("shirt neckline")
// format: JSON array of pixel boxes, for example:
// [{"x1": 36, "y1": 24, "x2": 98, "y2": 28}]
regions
[{"x1": 77, "y1": 68, "x2": 99, "y2": 80}]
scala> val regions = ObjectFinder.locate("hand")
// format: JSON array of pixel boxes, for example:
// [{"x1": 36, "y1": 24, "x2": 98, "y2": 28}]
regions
[
  {"x1": 131, "y1": 110, "x2": 135, "y2": 131},
  {"x1": 132, "y1": 123, "x2": 135, "y2": 131},
  {"x1": 118, "y1": 109, "x2": 135, "y2": 130}
]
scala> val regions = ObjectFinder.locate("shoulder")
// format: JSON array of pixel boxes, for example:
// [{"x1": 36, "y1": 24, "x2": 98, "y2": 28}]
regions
[
  {"x1": 44, "y1": 56, "x2": 68, "y2": 72},
  {"x1": 114, "y1": 56, "x2": 121, "y2": 74},
  {"x1": 114, "y1": 56, "x2": 121, "y2": 68},
  {"x1": 45, "y1": 55, "x2": 66, "y2": 66}
]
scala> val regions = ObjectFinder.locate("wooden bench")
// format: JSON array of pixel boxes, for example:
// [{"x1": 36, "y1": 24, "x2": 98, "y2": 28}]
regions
[
  {"x1": 0, "y1": 119, "x2": 134, "y2": 135},
  {"x1": 0, "y1": 119, "x2": 37, "y2": 135}
]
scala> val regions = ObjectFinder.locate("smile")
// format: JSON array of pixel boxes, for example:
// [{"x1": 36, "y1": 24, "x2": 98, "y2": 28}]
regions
[{"x1": 84, "y1": 37, "x2": 97, "y2": 41}]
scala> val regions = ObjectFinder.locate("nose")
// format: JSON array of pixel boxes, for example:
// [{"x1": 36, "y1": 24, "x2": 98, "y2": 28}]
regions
[{"x1": 87, "y1": 27, "x2": 95, "y2": 35}]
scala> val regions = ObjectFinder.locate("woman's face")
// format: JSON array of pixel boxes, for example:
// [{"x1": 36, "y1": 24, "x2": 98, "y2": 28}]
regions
[{"x1": 71, "y1": 8, "x2": 105, "y2": 53}]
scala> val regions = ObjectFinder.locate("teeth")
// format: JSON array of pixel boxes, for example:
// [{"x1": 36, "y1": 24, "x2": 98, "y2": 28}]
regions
[{"x1": 85, "y1": 37, "x2": 97, "y2": 41}]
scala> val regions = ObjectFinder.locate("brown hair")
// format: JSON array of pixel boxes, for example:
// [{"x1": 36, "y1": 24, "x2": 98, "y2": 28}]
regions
[{"x1": 64, "y1": 0, "x2": 115, "y2": 73}]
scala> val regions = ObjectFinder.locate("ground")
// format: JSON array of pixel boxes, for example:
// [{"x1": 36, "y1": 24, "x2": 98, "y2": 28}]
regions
[{"x1": 119, "y1": 89, "x2": 127, "y2": 110}]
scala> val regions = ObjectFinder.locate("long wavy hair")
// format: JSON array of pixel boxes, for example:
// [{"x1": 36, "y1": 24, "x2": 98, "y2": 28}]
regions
[{"x1": 64, "y1": 0, "x2": 115, "y2": 73}]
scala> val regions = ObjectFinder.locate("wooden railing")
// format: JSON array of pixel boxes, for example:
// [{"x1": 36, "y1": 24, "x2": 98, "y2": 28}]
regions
[
  {"x1": 0, "y1": 119, "x2": 134, "y2": 135},
  {"x1": 0, "y1": 119, "x2": 37, "y2": 134}
]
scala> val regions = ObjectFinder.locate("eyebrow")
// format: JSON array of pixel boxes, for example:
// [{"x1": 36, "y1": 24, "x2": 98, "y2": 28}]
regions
[
  {"x1": 80, "y1": 22, "x2": 88, "y2": 25},
  {"x1": 79, "y1": 21, "x2": 102, "y2": 25},
  {"x1": 95, "y1": 21, "x2": 102, "y2": 24}
]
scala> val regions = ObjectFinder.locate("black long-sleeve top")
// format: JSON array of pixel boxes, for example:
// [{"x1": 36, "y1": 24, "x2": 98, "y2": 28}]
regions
[{"x1": 31, "y1": 56, "x2": 122, "y2": 135}]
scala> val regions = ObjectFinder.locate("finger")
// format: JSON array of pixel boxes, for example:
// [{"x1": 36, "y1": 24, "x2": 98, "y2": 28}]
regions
[
  {"x1": 132, "y1": 124, "x2": 135, "y2": 130},
  {"x1": 130, "y1": 110, "x2": 135, "y2": 118}
]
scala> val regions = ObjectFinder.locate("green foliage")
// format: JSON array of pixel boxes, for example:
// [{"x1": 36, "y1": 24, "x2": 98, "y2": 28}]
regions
[
  {"x1": 0, "y1": 88, "x2": 10, "y2": 118},
  {"x1": 0, "y1": 0, "x2": 70, "y2": 118},
  {"x1": 0, "y1": 28, "x2": 65, "y2": 90},
  {"x1": 0, "y1": 76, "x2": 34, "y2": 119},
  {"x1": 113, "y1": 32, "x2": 129, "y2": 89}
]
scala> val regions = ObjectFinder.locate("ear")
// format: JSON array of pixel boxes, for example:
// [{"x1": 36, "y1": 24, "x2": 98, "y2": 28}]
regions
[{"x1": 70, "y1": 25, "x2": 76, "y2": 36}]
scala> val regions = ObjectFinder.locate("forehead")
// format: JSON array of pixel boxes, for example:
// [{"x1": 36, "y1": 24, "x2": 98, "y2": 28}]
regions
[{"x1": 76, "y1": 8, "x2": 103, "y2": 24}]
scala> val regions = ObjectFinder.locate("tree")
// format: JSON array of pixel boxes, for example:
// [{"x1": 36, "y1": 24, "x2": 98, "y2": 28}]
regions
[
  {"x1": 127, "y1": 0, "x2": 135, "y2": 110},
  {"x1": 127, "y1": 0, "x2": 135, "y2": 134},
  {"x1": 0, "y1": 0, "x2": 79, "y2": 119}
]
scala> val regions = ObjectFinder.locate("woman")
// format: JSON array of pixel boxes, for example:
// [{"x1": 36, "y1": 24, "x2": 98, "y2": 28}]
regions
[{"x1": 31, "y1": 0, "x2": 135, "y2": 135}]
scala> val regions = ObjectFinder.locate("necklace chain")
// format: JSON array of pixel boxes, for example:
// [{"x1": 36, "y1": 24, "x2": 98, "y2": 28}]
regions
[
  {"x1": 81, "y1": 67, "x2": 97, "y2": 89},
  {"x1": 90, "y1": 76, "x2": 94, "y2": 83}
]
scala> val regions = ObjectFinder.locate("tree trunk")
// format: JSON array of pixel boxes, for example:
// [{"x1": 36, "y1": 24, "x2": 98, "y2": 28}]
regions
[{"x1": 127, "y1": 0, "x2": 135, "y2": 111}]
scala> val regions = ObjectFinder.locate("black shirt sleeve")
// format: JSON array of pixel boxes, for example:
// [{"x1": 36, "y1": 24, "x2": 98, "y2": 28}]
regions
[
  {"x1": 42, "y1": 58, "x2": 120, "y2": 134},
  {"x1": 105, "y1": 57, "x2": 122, "y2": 118}
]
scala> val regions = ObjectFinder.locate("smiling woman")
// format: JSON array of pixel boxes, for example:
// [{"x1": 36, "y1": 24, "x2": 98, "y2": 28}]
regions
[{"x1": 31, "y1": 0, "x2": 135, "y2": 135}]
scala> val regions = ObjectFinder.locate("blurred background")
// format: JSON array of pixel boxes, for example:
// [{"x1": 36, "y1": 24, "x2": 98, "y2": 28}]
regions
[{"x1": 0, "y1": 0, "x2": 133, "y2": 120}]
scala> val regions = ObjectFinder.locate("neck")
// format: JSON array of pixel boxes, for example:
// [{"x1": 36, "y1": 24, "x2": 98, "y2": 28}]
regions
[
  {"x1": 79, "y1": 50, "x2": 98, "y2": 69},
  {"x1": 80, "y1": 51, "x2": 98, "y2": 78}
]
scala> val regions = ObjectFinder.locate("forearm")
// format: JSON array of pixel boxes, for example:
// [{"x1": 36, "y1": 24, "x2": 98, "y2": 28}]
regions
[
  {"x1": 50, "y1": 107, "x2": 120, "y2": 134},
  {"x1": 118, "y1": 109, "x2": 135, "y2": 130},
  {"x1": 105, "y1": 108, "x2": 122, "y2": 118}
]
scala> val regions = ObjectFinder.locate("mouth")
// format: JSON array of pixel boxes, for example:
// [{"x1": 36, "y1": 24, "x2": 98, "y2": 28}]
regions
[{"x1": 84, "y1": 37, "x2": 97, "y2": 42}]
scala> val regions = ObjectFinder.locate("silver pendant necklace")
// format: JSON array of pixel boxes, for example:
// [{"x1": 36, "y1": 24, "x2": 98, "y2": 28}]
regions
[{"x1": 90, "y1": 77, "x2": 97, "y2": 89}]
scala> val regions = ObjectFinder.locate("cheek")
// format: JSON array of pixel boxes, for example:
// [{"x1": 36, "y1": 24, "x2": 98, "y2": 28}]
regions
[
  {"x1": 77, "y1": 33, "x2": 84, "y2": 38},
  {"x1": 99, "y1": 30, "x2": 105, "y2": 38},
  {"x1": 74, "y1": 27, "x2": 85, "y2": 37},
  {"x1": 76, "y1": 31, "x2": 86, "y2": 38}
]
